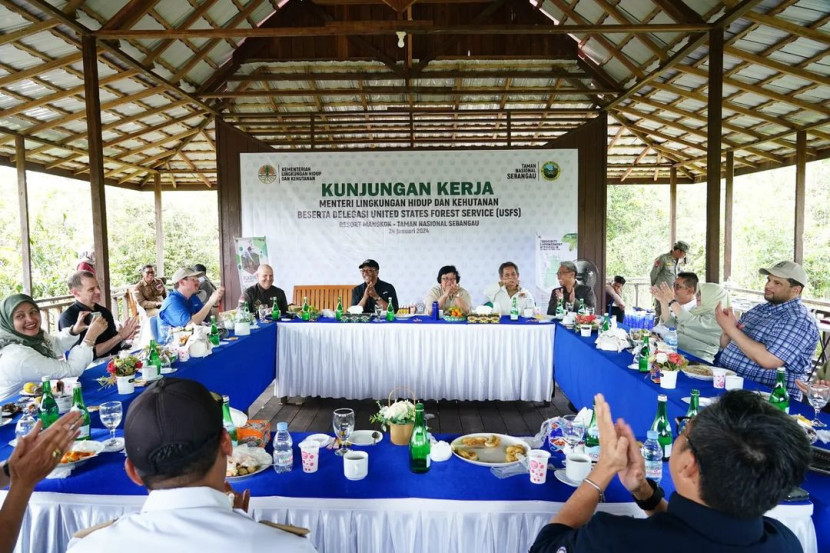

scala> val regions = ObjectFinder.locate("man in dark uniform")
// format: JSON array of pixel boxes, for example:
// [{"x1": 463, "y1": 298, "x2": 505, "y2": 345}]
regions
[
  {"x1": 547, "y1": 261, "x2": 595, "y2": 315},
  {"x1": 351, "y1": 259, "x2": 398, "y2": 314},
  {"x1": 59, "y1": 271, "x2": 139, "y2": 358},
  {"x1": 530, "y1": 391, "x2": 810, "y2": 553},
  {"x1": 243, "y1": 264, "x2": 289, "y2": 315}
]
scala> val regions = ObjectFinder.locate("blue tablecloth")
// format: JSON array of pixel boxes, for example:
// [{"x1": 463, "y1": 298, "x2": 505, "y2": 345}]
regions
[{"x1": 553, "y1": 322, "x2": 830, "y2": 549}]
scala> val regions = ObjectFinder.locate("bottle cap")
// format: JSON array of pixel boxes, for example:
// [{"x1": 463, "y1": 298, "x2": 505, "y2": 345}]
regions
[
  {"x1": 691, "y1": 389, "x2": 700, "y2": 395},
  {"x1": 41, "y1": 376, "x2": 49, "y2": 382},
  {"x1": 276, "y1": 422, "x2": 288, "y2": 431},
  {"x1": 669, "y1": 326, "x2": 676, "y2": 331},
  {"x1": 657, "y1": 394, "x2": 667, "y2": 401},
  {"x1": 647, "y1": 430, "x2": 658, "y2": 440}
]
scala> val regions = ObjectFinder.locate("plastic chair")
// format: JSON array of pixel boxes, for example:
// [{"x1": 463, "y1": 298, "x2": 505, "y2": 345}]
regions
[{"x1": 148, "y1": 315, "x2": 160, "y2": 343}]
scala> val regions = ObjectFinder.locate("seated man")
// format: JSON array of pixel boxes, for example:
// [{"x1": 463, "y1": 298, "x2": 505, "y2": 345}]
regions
[
  {"x1": 674, "y1": 271, "x2": 699, "y2": 312},
  {"x1": 717, "y1": 260, "x2": 819, "y2": 401},
  {"x1": 243, "y1": 264, "x2": 288, "y2": 315},
  {"x1": 159, "y1": 267, "x2": 224, "y2": 328},
  {"x1": 604, "y1": 275, "x2": 626, "y2": 323},
  {"x1": 424, "y1": 265, "x2": 472, "y2": 316},
  {"x1": 67, "y1": 378, "x2": 317, "y2": 552},
  {"x1": 546, "y1": 261, "x2": 595, "y2": 315},
  {"x1": 194, "y1": 264, "x2": 217, "y2": 303},
  {"x1": 351, "y1": 259, "x2": 398, "y2": 314},
  {"x1": 530, "y1": 391, "x2": 810, "y2": 552},
  {"x1": 134, "y1": 264, "x2": 167, "y2": 317},
  {"x1": 59, "y1": 271, "x2": 139, "y2": 359},
  {"x1": 483, "y1": 261, "x2": 535, "y2": 316}
]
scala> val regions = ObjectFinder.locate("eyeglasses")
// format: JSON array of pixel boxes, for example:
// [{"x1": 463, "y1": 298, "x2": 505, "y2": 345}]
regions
[
  {"x1": 360, "y1": 268, "x2": 377, "y2": 273},
  {"x1": 675, "y1": 416, "x2": 702, "y2": 473},
  {"x1": 144, "y1": 271, "x2": 155, "y2": 276}
]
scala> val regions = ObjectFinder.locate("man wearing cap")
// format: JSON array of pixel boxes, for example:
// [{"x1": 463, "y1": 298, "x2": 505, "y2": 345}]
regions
[
  {"x1": 134, "y1": 264, "x2": 167, "y2": 317},
  {"x1": 351, "y1": 259, "x2": 398, "y2": 314},
  {"x1": 159, "y1": 267, "x2": 224, "y2": 328},
  {"x1": 716, "y1": 260, "x2": 819, "y2": 401},
  {"x1": 546, "y1": 261, "x2": 595, "y2": 315},
  {"x1": 650, "y1": 241, "x2": 689, "y2": 317},
  {"x1": 243, "y1": 264, "x2": 289, "y2": 315},
  {"x1": 66, "y1": 378, "x2": 317, "y2": 552}
]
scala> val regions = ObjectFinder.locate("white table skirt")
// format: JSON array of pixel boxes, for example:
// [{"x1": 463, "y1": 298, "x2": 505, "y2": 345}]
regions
[
  {"x1": 276, "y1": 322, "x2": 555, "y2": 401},
  {"x1": 5, "y1": 492, "x2": 816, "y2": 553}
]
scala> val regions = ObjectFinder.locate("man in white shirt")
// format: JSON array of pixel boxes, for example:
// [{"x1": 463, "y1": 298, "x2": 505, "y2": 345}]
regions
[
  {"x1": 67, "y1": 378, "x2": 317, "y2": 553},
  {"x1": 483, "y1": 261, "x2": 536, "y2": 315}
]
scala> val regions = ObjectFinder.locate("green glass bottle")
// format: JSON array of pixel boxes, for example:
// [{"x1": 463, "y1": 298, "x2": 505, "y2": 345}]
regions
[
  {"x1": 769, "y1": 368, "x2": 790, "y2": 414},
  {"x1": 584, "y1": 399, "x2": 600, "y2": 461},
  {"x1": 578, "y1": 299, "x2": 587, "y2": 315},
  {"x1": 148, "y1": 339, "x2": 162, "y2": 370},
  {"x1": 386, "y1": 296, "x2": 395, "y2": 321},
  {"x1": 555, "y1": 298, "x2": 565, "y2": 317},
  {"x1": 650, "y1": 394, "x2": 673, "y2": 461},
  {"x1": 70, "y1": 382, "x2": 91, "y2": 440},
  {"x1": 601, "y1": 312, "x2": 610, "y2": 332},
  {"x1": 335, "y1": 295, "x2": 343, "y2": 321},
  {"x1": 222, "y1": 395, "x2": 238, "y2": 446},
  {"x1": 271, "y1": 300, "x2": 281, "y2": 321},
  {"x1": 39, "y1": 377, "x2": 59, "y2": 429},
  {"x1": 510, "y1": 296, "x2": 519, "y2": 321},
  {"x1": 209, "y1": 315, "x2": 220, "y2": 346},
  {"x1": 638, "y1": 334, "x2": 650, "y2": 373},
  {"x1": 409, "y1": 403, "x2": 431, "y2": 473},
  {"x1": 686, "y1": 389, "x2": 701, "y2": 419},
  {"x1": 301, "y1": 296, "x2": 310, "y2": 321}
]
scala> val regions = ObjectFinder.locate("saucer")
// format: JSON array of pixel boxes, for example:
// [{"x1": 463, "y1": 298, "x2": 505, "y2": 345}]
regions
[
  {"x1": 627, "y1": 363, "x2": 639, "y2": 370},
  {"x1": 160, "y1": 367, "x2": 177, "y2": 375},
  {"x1": 554, "y1": 469, "x2": 582, "y2": 488},
  {"x1": 350, "y1": 430, "x2": 383, "y2": 446}
]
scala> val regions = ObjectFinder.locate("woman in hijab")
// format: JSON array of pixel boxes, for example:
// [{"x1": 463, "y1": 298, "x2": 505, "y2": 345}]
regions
[
  {"x1": 0, "y1": 294, "x2": 108, "y2": 402},
  {"x1": 76, "y1": 249, "x2": 95, "y2": 274},
  {"x1": 652, "y1": 282, "x2": 728, "y2": 363}
]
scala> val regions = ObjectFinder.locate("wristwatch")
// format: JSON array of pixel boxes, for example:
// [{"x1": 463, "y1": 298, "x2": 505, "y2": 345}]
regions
[
  {"x1": 668, "y1": 299, "x2": 678, "y2": 307},
  {"x1": 633, "y1": 479, "x2": 664, "y2": 511},
  {"x1": 3, "y1": 462, "x2": 10, "y2": 478}
]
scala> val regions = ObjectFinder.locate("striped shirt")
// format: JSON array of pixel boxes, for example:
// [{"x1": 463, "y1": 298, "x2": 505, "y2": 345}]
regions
[{"x1": 719, "y1": 297, "x2": 818, "y2": 401}]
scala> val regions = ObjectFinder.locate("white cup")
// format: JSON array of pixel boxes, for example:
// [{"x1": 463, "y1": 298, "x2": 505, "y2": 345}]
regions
[
  {"x1": 523, "y1": 308, "x2": 534, "y2": 318},
  {"x1": 300, "y1": 440, "x2": 320, "y2": 473},
  {"x1": 565, "y1": 452, "x2": 592, "y2": 483},
  {"x1": 725, "y1": 375, "x2": 744, "y2": 390},
  {"x1": 177, "y1": 347, "x2": 190, "y2": 362},
  {"x1": 580, "y1": 325, "x2": 592, "y2": 337},
  {"x1": 528, "y1": 449, "x2": 551, "y2": 484},
  {"x1": 55, "y1": 394, "x2": 73, "y2": 414},
  {"x1": 142, "y1": 364, "x2": 160, "y2": 381},
  {"x1": 712, "y1": 368, "x2": 727, "y2": 389},
  {"x1": 343, "y1": 450, "x2": 368, "y2": 480}
]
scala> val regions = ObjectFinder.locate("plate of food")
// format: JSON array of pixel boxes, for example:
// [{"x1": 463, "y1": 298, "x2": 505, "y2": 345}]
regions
[
  {"x1": 681, "y1": 365, "x2": 736, "y2": 381},
  {"x1": 226, "y1": 445, "x2": 272, "y2": 480},
  {"x1": 19, "y1": 382, "x2": 41, "y2": 397},
  {"x1": 59, "y1": 440, "x2": 105, "y2": 468},
  {"x1": 1, "y1": 402, "x2": 22, "y2": 418},
  {"x1": 451, "y1": 433, "x2": 529, "y2": 467}
]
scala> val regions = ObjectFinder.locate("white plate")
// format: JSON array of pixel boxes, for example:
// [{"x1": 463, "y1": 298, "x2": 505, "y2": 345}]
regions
[
  {"x1": 0, "y1": 417, "x2": 14, "y2": 427},
  {"x1": 681, "y1": 396, "x2": 714, "y2": 407},
  {"x1": 681, "y1": 365, "x2": 736, "y2": 381},
  {"x1": 627, "y1": 363, "x2": 640, "y2": 370},
  {"x1": 350, "y1": 430, "x2": 383, "y2": 446},
  {"x1": 59, "y1": 440, "x2": 105, "y2": 468},
  {"x1": 226, "y1": 445, "x2": 272, "y2": 480},
  {"x1": 229, "y1": 407, "x2": 247, "y2": 428},
  {"x1": 395, "y1": 314, "x2": 416, "y2": 319},
  {"x1": 450, "y1": 433, "x2": 529, "y2": 467},
  {"x1": 554, "y1": 469, "x2": 581, "y2": 488},
  {"x1": 305, "y1": 433, "x2": 334, "y2": 448},
  {"x1": 160, "y1": 367, "x2": 177, "y2": 375}
]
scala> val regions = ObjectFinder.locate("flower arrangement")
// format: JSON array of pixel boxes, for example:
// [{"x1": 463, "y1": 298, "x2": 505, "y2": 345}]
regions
[
  {"x1": 369, "y1": 399, "x2": 416, "y2": 431},
  {"x1": 97, "y1": 353, "x2": 142, "y2": 388},
  {"x1": 652, "y1": 351, "x2": 688, "y2": 373},
  {"x1": 575, "y1": 314, "x2": 597, "y2": 326}
]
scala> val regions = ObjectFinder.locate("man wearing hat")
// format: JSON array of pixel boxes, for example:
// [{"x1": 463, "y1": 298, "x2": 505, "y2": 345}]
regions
[
  {"x1": 159, "y1": 267, "x2": 224, "y2": 328},
  {"x1": 67, "y1": 378, "x2": 317, "y2": 552},
  {"x1": 650, "y1": 241, "x2": 689, "y2": 317},
  {"x1": 716, "y1": 260, "x2": 819, "y2": 401},
  {"x1": 351, "y1": 259, "x2": 398, "y2": 314}
]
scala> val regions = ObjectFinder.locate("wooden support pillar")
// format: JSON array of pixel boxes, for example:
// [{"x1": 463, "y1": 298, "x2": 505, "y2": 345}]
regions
[
  {"x1": 409, "y1": 111, "x2": 415, "y2": 148},
  {"x1": 794, "y1": 130, "x2": 806, "y2": 265},
  {"x1": 16, "y1": 135, "x2": 32, "y2": 295},
  {"x1": 506, "y1": 112, "x2": 512, "y2": 147},
  {"x1": 154, "y1": 173, "x2": 164, "y2": 277},
  {"x1": 724, "y1": 151, "x2": 734, "y2": 281},
  {"x1": 82, "y1": 35, "x2": 110, "y2": 306},
  {"x1": 705, "y1": 28, "x2": 723, "y2": 284},
  {"x1": 669, "y1": 167, "x2": 677, "y2": 247}
]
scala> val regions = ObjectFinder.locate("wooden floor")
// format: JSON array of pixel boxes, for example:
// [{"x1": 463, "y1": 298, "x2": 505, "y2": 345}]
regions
[{"x1": 249, "y1": 383, "x2": 574, "y2": 436}]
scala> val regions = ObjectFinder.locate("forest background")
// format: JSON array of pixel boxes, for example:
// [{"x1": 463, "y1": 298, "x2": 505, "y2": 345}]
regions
[{"x1": 0, "y1": 158, "x2": 827, "y2": 302}]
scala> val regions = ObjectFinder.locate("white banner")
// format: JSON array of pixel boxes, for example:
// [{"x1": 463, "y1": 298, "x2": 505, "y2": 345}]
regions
[{"x1": 240, "y1": 150, "x2": 577, "y2": 307}]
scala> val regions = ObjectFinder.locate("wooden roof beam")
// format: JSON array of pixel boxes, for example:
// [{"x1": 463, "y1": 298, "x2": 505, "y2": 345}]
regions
[
  {"x1": 201, "y1": 87, "x2": 614, "y2": 98},
  {"x1": 101, "y1": 0, "x2": 161, "y2": 30},
  {"x1": 0, "y1": 19, "x2": 60, "y2": 47},
  {"x1": 651, "y1": 0, "x2": 705, "y2": 25},
  {"x1": 0, "y1": 52, "x2": 82, "y2": 88},
  {"x1": 724, "y1": 46, "x2": 830, "y2": 89},
  {"x1": 745, "y1": 12, "x2": 830, "y2": 44}
]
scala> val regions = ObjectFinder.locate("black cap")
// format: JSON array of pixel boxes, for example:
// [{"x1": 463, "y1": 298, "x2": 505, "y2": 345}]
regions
[
  {"x1": 358, "y1": 259, "x2": 380, "y2": 270},
  {"x1": 125, "y1": 378, "x2": 222, "y2": 476}
]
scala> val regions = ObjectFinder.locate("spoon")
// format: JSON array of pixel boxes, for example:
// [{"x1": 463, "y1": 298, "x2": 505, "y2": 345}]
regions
[{"x1": 371, "y1": 431, "x2": 382, "y2": 445}]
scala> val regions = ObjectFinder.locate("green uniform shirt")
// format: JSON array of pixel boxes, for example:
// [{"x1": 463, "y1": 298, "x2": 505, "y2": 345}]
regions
[{"x1": 650, "y1": 252, "x2": 679, "y2": 287}]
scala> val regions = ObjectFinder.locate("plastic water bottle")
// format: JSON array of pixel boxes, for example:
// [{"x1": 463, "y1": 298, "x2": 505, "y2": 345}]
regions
[
  {"x1": 272, "y1": 422, "x2": 293, "y2": 473},
  {"x1": 665, "y1": 326, "x2": 678, "y2": 353},
  {"x1": 642, "y1": 430, "x2": 663, "y2": 484}
]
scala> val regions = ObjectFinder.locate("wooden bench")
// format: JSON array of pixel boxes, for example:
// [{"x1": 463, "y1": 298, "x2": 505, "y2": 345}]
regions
[{"x1": 292, "y1": 285, "x2": 354, "y2": 311}]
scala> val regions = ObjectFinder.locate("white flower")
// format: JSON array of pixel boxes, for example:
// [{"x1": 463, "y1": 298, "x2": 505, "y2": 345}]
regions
[{"x1": 655, "y1": 352, "x2": 669, "y2": 364}]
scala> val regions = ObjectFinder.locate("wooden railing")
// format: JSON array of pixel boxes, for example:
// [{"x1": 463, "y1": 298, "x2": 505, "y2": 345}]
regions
[{"x1": 35, "y1": 285, "x2": 138, "y2": 333}]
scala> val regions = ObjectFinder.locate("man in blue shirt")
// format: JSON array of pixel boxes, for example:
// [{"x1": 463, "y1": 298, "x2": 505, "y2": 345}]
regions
[
  {"x1": 530, "y1": 391, "x2": 810, "y2": 553},
  {"x1": 159, "y1": 267, "x2": 224, "y2": 327},
  {"x1": 716, "y1": 260, "x2": 819, "y2": 401}
]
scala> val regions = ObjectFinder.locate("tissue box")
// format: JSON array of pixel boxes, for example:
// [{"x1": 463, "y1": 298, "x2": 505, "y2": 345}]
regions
[{"x1": 237, "y1": 420, "x2": 270, "y2": 447}]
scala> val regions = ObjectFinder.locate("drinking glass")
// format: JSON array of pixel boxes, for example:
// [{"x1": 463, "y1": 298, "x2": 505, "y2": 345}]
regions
[
  {"x1": 807, "y1": 383, "x2": 830, "y2": 428},
  {"x1": 565, "y1": 302, "x2": 574, "y2": 313},
  {"x1": 158, "y1": 323, "x2": 172, "y2": 347},
  {"x1": 332, "y1": 408, "x2": 355, "y2": 456},
  {"x1": 100, "y1": 401, "x2": 125, "y2": 452},
  {"x1": 258, "y1": 305, "x2": 270, "y2": 322},
  {"x1": 561, "y1": 414, "x2": 585, "y2": 454},
  {"x1": 14, "y1": 411, "x2": 37, "y2": 444},
  {"x1": 373, "y1": 303, "x2": 383, "y2": 319}
]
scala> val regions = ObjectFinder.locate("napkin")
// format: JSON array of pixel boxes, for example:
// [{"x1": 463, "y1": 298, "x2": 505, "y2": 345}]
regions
[
  {"x1": 47, "y1": 466, "x2": 72, "y2": 479},
  {"x1": 347, "y1": 306, "x2": 363, "y2": 315},
  {"x1": 816, "y1": 430, "x2": 830, "y2": 444},
  {"x1": 472, "y1": 305, "x2": 493, "y2": 315},
  {"x1": 430, "y1": 441, "x2": 452, "y2": 462},
  {"x1": 595, "y1": 327, "x2": 630, "y2": 352}
]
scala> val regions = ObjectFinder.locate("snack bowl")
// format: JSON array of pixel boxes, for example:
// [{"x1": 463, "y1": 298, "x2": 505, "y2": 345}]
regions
[{"x1": 59, "y1": 440, "x2": 105, "y2": 468}]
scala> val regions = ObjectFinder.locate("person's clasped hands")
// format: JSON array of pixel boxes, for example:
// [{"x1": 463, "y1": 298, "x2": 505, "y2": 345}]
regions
[{"x1": 591, "y1": 394, "x2": 652, "y2": 498}]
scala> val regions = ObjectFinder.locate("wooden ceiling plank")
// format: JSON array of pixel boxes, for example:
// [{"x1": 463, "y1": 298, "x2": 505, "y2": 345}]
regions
[
  {"x1": 0, "y1": 19, "x2": 60, "y2": 47},
  {"x1": 0, "y1": 52, "x2": 82, "y2": 88},
  {"x1": 200, "y1": 86, "x2": 614, "y2": 98},
  {"x1": 593, "y1": 0, "x2": 667, "y2": 60},
  {"x1": 101, "y1": 0, "x2": 161, "y2": 30},
  {"x1": 142, "y1": 0, "x2": 220, "y2": 65},
  {"x1": 650, "y1": 0, "x2": 705, "y2": 24},
  {"x1": 746, "y1": 12, "x2": 830, "y2": 44},
  {"x1": 724, "y1": 46, "x2": 830, "y2": 88}
]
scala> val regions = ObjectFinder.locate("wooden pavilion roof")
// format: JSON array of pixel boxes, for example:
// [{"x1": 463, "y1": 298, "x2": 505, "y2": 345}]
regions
[{"x1": 0, "y1": 0, "x2": 827, "y2": 189}]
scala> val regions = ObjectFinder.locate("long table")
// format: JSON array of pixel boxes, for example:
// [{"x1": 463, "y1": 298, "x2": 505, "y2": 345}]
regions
[
  {"x1": 276, "y1": 317, "x2": 555, "y2": 402},
  {"x1": 553, "y1": 321, "x2": 830, "y2": 552}
]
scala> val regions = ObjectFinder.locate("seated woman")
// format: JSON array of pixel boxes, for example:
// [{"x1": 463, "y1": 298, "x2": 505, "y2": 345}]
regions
[
  {"x1": 0, "y1": 294, "x2": 107, "y2": 402},
  {"x1": 424, "y1": 265, "x2": 472, "y2": 316},
  {"x1": 652, "y1": 282, "x2": 728, "y2": 363}
]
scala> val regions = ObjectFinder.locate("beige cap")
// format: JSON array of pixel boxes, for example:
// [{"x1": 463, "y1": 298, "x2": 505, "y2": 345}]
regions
[
  {"x1": 759, "y1": 260, "x2": 808, "y2": 287},
  {"x1": 171, "y1": 266, "x2": 204, "y2": 284}
]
